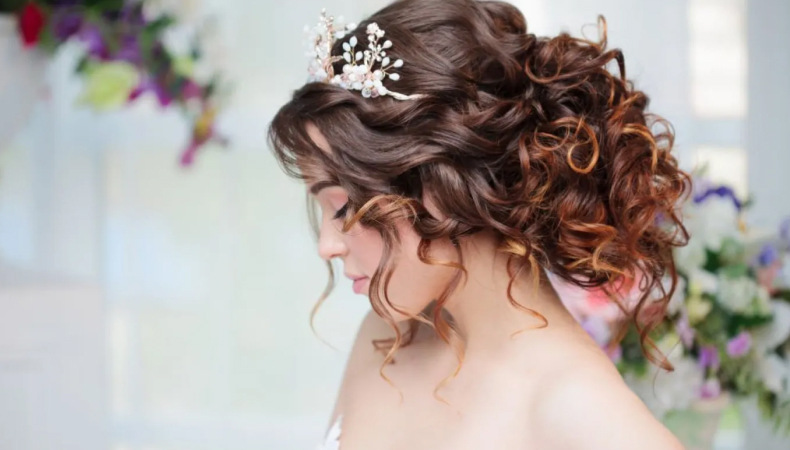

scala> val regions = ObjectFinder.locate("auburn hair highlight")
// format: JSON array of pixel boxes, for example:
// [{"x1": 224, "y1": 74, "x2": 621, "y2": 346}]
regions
[{"x1": 268, "y1": 0, "x2": 691, "y2": 403}]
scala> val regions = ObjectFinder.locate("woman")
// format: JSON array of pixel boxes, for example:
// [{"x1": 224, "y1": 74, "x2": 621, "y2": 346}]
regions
[{"x1": 268, "y1": 0, "x2": 690, "y2": 448}]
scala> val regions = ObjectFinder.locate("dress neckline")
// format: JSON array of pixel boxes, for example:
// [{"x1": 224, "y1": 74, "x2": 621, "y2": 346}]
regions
[{"x1": 317, "y1": 414, "x2": 342, "y2": 450}]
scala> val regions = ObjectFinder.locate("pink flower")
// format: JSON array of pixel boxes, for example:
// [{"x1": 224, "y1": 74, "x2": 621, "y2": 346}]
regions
[
  {"x1": 756, "y1": 262, "x2": 782, "y2": 296},
  {"x1": 698, "y1": 345, "x2": 720, "y2": 371},
  {"x1": 550, "y1": 271, "x2": 642, "y2": 324},
  {"x1": 726, "y1": 331, "x2": 752, "y2": 358},
  {"x1": 700, "y1": 378, "x2": 722, "y2": 399},
  {"x1": 605, "y1": 344, "x2": 622, "y2": 364}
]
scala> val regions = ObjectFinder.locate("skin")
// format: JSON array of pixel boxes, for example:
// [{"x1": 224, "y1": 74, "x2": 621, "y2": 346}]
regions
[{"x1": 304, "y1": 122, "x2": 685, "y2": 449}]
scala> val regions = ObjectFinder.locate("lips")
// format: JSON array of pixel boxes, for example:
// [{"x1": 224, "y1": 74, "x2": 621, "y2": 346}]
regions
[{"x1": 352, "y1": 277, "x2": 369, "y2": 294}]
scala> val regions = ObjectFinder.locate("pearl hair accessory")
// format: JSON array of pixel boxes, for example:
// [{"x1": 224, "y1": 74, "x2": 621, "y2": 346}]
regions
[{"x1": 304, "y1": 9, "x2": 426, "y2": 101}]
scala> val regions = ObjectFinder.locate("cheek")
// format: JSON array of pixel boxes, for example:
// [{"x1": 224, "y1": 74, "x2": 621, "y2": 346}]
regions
[
  {"x1": 346, "y1": 227, "x2": 386, "y2": 273},
  {"x1": 349, "y1": 221, "x2": 456, "y2": 322}
]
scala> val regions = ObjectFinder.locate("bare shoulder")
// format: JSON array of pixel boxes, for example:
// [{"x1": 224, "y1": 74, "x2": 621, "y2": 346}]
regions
[
  {"x1": 325, "y1": 310, "x2": 397, "y2": 425},
  {"x1": 529, "y1": 355, "x2": 684, "y2": 450}
]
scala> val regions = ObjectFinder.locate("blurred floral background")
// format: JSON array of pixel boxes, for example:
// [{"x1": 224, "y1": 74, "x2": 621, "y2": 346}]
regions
[{"x1": 0, "y1": 0, "x2": 788, "y2": 449}]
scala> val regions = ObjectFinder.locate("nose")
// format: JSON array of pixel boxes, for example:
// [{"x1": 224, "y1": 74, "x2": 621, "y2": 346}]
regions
[{"x1": 317, "y1": 217, "x2": 348, "y2": 261}]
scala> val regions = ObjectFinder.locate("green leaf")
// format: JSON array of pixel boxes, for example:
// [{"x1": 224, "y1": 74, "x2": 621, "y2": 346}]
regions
[
  {"x1": 81, "y1": 0, "x2": 125, "y2": 13},
  {"x1": 0, "y1": 0, "x2": 25, "y2": 13},
  {"x1": 720, "y1": 262, "x2": 749, "y2": 279},
  {"x1": 36, "y1": 21, "x2": 60, "y2": 54},
  {"x1": 75, "y1": 55, "x2": 93, "y2": 74},
  {"x1": 729, "y1": 313, "x2": 772, "y2": 333},
  {"x1": 146, "y1": 14, "x2": 177, "y2": 36},
  {"x1": 703, "y1": 248, "x2": 721, "y2": 272}
]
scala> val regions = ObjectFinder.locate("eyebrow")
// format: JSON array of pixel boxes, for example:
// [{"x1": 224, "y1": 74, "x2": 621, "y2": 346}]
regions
[{"x1": 309, "y1": 180, "x2": 340, "y2": 195}]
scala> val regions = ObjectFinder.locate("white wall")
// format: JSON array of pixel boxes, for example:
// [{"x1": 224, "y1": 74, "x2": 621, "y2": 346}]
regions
[{"x1": 0, "y1": 1, "x2": 787, "y2": 449}]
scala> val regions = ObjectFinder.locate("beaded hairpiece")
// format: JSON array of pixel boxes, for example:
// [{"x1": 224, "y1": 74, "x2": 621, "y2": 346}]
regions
[{"x1": 304, "y1": 9, "x2": 425, "y2": 101}]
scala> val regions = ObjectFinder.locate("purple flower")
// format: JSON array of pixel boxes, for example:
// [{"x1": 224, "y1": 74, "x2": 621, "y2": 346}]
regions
[
  {"x1": 125, "y1": 5, "x2": 148, "y2": 28},
  {"x1": 693, "y1": 185, "x2": 743, "y2": 211},
  {"x1": 781, "y1": 216, "x2": 790, "y2": 243},
  {"x1": 51, "y1": 10, "x2": 83, "y2": 41},
  {"x1": 580, "y1": 317, "x2": 610, "y2": 347},
  {"x1": 115, "y1": 35, "x2": 142, "y2": 64},
  {"x1": 754, "y1": 243, "x2": 779, "y2": 267},
  {"x1": 698, "y1": 345, "x2": 720, "y2": 370},
  {"x1": 78, "y1": 25, "x2": 109, "y2": 60},
  {"x1": 676, "y1": 311, "x2": 696, "y2": 348},
  {"x1": 180, "y1": 140, "x2": 199, "y2": 166},
  {"x1": 606, "y1": 344, "x2": 622, "y2": 364},
  {"x1": 102, "y1": 1, "x2": 146, "y2": 26},
  {"x1": 726, "y1": 331, "x2": 752, "y2": 358},
  {"x1": 182, "y1": 80, "x2": 203, "y2": 100},
  {"x1": 128, "y1": 77, "x2": 173, "y2": 107},
  {"x1": 700, "y1": 378, "x2": 722, "y2": 399}
]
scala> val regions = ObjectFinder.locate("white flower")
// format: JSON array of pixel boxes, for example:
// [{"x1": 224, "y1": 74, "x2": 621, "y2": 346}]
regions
[
  {"x1": 753, "y1": 300, "x2": 790, "y2": 352},
  {"x1": 688, "y1": 269, "x2": 718, "y2": 295},
  {"x1": 756, "y1": 354, "x2": 790, "y2": 394},
  {"x1": 754, "y1": 286, "x2": 772, "y2": 316},
  {"x1": 675, "y1": 238, "x2": 707, "y2": 275},
  {"x1": 781, "y1": 253, "x2": 790, "y2": 286},
  {"x1": 717, "y1": 275, "x2": 759, "y2": 314},
  {"x1": 682, "y1": 195, "x2": 742, "y2": 252},
  {"x1": 625, "y1": 352, "x2": 704, "y2": 418},
  {"x1": 143, "y1": 0, "x2": 200, "y2": 25},
  {"x1": 665, "y1": 275, "x2": 687, "y2": 316}
]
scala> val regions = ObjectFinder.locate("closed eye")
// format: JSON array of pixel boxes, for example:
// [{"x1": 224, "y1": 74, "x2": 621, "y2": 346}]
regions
[{"x1": 333, "y1": 201, "x2": 350, "y2": 220}]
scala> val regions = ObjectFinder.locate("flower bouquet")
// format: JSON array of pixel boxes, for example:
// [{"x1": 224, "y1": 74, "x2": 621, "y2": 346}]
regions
[
  {"x1": 552, "y1": 174, "x2": 790, "y2": 447},
  {"x1": 0, "y1": 0, "x2": 229, "y2": 165}
]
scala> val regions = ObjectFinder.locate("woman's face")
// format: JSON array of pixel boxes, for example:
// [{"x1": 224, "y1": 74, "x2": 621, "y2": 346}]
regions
[{"x1": 303, "y1": 122, "x2": 457, "y2": 322}]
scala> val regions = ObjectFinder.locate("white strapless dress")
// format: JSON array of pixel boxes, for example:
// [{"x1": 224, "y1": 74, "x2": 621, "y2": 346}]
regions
[{"x1": 315, "y1": 415, "x2": 342, "y2": 450}]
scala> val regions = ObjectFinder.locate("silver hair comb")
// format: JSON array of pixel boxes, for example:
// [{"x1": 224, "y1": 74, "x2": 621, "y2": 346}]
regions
[{"x1": 304, "y1": 9, "x2": 425, "y2": 101}]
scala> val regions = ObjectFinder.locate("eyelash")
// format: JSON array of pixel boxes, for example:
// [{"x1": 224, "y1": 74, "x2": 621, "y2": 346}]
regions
[{"x1": 333, "y1": 201, "x2": 350, "y2": 220}]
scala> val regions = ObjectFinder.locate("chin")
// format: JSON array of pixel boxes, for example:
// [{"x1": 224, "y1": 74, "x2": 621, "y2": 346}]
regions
[{"x1": 369, "y1": 297, "x2": 433, "y2": 324}]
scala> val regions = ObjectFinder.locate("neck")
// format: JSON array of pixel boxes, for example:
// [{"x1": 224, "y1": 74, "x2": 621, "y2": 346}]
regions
[{"x1": 434, "y1": 230, "x2": 580, "y2": 357}]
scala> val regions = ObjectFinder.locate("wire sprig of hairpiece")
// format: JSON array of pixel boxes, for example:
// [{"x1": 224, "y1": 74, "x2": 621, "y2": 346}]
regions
[{"x1": 304, "y1": 9, "x2": 425, "y2": 101}]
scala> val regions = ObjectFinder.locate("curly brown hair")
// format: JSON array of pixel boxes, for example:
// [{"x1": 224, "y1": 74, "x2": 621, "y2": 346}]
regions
[{"x1": 268, "y1": 0, "x2": 691, "y2": 399}]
